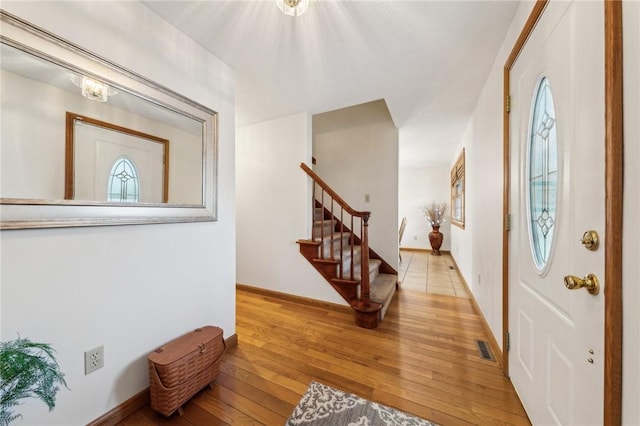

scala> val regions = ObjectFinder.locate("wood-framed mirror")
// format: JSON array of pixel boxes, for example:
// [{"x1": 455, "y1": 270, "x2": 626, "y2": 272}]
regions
[{"x1": 0, "y1": 10, "x2": 218, "y2": 229}]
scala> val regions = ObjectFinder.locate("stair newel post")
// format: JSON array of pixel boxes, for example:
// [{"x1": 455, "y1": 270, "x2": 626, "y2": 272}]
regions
[{"x1": 360, "y1": 213, "x2": 371, "y2": 305}]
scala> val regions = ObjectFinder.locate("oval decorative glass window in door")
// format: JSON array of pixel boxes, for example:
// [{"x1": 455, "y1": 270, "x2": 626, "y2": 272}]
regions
[
  {"x1": 528, "y1": 77, "x2": 558, "y2": 270},
  {"x1": 107, "y1": 157, "x2": 140, "y2": 203}
]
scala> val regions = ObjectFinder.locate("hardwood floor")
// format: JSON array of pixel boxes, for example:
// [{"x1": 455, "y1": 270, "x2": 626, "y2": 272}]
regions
[{"x1": 118, "y1": 286, "x2": 530, "y2": 425}]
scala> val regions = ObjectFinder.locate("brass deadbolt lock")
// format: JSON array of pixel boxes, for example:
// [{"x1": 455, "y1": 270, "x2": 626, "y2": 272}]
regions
[{"x1": 580, "y1": 230, "x2": 599, "y2": 251}]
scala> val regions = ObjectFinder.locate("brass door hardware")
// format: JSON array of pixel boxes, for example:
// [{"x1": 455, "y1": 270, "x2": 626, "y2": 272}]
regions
[
  {"x1": 564, "y1": 273, "x2": 600, "y2": 295},
  {"x1": 580, "y1": 230, "x2": 599, "y2": 251}
]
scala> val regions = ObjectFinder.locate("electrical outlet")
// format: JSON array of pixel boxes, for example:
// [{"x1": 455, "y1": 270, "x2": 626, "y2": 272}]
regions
[
  {"x1": 364, "y1": 194, "x2": 370, "y2": 203},
  {"x1": 85, "y1": 346, "x2": 104, "y2": 375}
]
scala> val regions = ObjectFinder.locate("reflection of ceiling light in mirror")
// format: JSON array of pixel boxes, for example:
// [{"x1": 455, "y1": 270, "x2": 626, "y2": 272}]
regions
[
  {"x1": 276, "y1": 0, "x2": 309, "y2": 16},
  {"x1": 81, "y1": 77, "x2": 109, "y2": 102},
  {"x1": 70, "y1": 75, "x2": 117, "y2": 102}
]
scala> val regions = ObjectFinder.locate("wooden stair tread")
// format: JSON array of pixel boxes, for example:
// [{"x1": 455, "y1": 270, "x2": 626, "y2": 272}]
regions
[
  {"x1": 312, "y1": 258, "x2": 340, "y2": 265},
  {"x1": 331, "y1": 278, "x2": 360, "y2": 286},
  {"x1": 296, "y1": 239, "x2": 321, "y2": 246}
]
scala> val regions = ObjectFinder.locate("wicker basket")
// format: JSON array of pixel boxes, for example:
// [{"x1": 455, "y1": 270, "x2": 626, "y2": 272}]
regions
[{"x1": 148, "y1": 326, "x2": 225, "y2": 416}]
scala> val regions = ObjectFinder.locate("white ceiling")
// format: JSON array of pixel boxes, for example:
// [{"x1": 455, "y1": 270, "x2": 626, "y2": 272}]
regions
[{"x1": 144, "y1": 0, "x2": 519, "y2": 168}]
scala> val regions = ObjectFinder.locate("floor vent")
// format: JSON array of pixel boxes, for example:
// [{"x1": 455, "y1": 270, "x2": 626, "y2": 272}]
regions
[{"x1": 476, "y1": 340, "x2": 495, "y2": 361}]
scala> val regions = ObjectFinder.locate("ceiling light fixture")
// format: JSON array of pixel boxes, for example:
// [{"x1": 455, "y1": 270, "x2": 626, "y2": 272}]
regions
[
  {"x1": 276, "y1": 0, "x2": 309, "y2": 17},
  {"x1": 70, "y1": 75, "x2": 116, "y2": 102}
]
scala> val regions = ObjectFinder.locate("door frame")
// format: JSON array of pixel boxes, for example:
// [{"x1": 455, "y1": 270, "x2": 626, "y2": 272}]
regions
[{"x1": 501, "y1": 1, "x2": 624, "y2": 424}]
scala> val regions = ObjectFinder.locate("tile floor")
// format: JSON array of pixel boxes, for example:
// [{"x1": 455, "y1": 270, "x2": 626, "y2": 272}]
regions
[{"x1": 398, "y1": 250, "x2": 469, "y2": 298}]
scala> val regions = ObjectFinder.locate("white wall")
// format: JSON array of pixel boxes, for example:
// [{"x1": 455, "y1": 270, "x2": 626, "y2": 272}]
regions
[
  {"x1": 449, "y1": 0, "x2": 537, "y2": 352},
  {"x1": 313, "y1": 101, "x2": 399, "y2": 269},
  {"x1": 398, "y1": 165, "x2": 451, "y2": 252},
  {"x1": 0, "y1": 2, "x2": 236, "y2": 425},
  {"x1": 236, "y1": 113, "x2": 345, "y2": 305},
  {"x1": 623, "y1": 1, "x2": 640, "y2": 424},
  {"x1": 457, "y1": 44, "x2": 506, "y2": 344}
]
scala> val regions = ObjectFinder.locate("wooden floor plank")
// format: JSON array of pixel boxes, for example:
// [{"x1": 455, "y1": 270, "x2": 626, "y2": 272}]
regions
[
  {"x1": 192, "y1": 395, "x2": 257, "y2": 426},
  {"x1": 210, "y1": 384, "x2": 287, "y2": 425}
]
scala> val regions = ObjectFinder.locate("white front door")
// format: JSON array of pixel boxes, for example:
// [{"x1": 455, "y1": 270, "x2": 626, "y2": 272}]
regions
[{"x1": 508, "y1": 1, "x2": 605, "y2": 425}]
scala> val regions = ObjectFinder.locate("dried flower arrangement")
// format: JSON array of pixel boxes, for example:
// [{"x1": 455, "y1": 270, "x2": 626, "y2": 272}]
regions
[{"x1": 422, "y1": 202, "x2": 447, "y2": 227}]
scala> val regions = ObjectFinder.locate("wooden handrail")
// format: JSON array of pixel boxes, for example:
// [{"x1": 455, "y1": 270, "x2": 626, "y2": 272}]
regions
[{"x1": 300, "y1": 163, "x2": 370, "y2": 219}]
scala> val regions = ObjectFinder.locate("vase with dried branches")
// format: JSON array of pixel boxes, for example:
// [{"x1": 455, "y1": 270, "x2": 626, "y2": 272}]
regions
[{"x1": 422, "y1": 202, "x2": 447, "y2": 255}]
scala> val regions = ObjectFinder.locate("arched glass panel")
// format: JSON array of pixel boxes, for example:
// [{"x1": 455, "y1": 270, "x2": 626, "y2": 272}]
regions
[
  {"x1": 528, "y1": 77, "x2": 558, "y2": 270},
  {"x1": 107, "y1": 157, "x2": 139, "y2": 203}
]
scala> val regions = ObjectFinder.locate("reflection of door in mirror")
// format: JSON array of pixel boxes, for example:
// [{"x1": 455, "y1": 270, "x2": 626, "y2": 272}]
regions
[{"x1": 65, "y1": 113, "x2": 169, "y2": 203}]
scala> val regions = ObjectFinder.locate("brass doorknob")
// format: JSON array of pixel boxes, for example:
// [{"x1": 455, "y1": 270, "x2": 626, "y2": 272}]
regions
[{"x1": 564, "y1": 273, "x2": 600, "y2": 295}]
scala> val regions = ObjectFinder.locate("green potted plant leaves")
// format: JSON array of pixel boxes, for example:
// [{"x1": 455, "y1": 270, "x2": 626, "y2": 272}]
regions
[{"x1": 0, "y1": 337, "x2": 68, "y2": 425}]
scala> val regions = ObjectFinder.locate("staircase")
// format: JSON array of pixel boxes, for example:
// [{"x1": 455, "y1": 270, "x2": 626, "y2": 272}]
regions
[{"x1": 296, "y1": 163, "x2": 398, "y2": 329}]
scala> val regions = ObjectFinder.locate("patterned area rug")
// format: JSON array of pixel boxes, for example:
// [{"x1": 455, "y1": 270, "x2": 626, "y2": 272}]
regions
[{"x1": 286, "y1": 381, "x2": 438, "y2": 426}]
